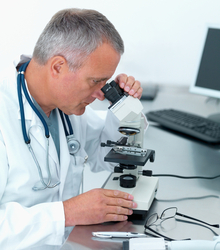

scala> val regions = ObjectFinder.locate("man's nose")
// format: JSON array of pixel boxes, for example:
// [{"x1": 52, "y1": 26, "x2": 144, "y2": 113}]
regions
[{"x1": 91, "y1": 89, "x2": 105, "y2": 101}]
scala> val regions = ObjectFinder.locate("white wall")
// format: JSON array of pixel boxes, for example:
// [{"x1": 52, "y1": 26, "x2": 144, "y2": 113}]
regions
[{"x1": 1, "y1": 0, "x2": 220, "y2": 86}]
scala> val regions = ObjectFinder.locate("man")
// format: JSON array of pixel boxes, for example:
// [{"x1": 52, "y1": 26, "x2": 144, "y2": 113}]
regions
[{"x1": 0, "y1": 8, "x2": 144, "y2": 248}]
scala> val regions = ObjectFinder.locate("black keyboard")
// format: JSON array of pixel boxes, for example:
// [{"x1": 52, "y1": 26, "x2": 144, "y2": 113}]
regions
[{"x1": 146, "y1": 109, "x2": 220, "y2": 144}]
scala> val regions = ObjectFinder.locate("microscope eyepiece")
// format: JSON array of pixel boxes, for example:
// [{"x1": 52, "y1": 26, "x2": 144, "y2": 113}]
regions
[{"x1": 101, "y1": 81, "x2": 125, "y2": 104}]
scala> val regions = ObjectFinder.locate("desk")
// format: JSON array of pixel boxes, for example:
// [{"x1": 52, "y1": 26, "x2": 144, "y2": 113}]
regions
[{"x1": 64, "y1": 85, "x2": 220, "y2": 250}]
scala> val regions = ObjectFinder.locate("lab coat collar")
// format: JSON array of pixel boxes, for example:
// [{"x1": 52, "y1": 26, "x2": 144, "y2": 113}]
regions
[
  {"x1": 14, "y1": 54, "x2": 32, "y2": 70},
  {"x1": 17, "y1": 83, "x2": 34, "y2": 121},
  {"x1": 16, "y1": 54, "x2": 33, "y2": 121}
]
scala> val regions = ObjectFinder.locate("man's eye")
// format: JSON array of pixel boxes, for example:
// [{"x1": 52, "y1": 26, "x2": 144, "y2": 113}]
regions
[
  {"x1": 93, "y1": 79, "x2": 101, "y2": 84},
  {"x1": 91, "y1": 79, "x2": 108, "y2": 87}
]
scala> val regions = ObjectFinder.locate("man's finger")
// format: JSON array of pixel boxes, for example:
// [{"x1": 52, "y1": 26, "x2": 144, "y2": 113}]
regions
[
  {"x1": 103, "y1": 189, "x2": 134, "y2": 200},
  {"x1": 106, "y1": 196, "x2": 137, "y2": 209}
]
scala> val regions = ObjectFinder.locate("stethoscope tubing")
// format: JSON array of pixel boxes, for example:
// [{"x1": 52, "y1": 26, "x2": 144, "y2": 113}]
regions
[
  {"x1": 17, "y1": 61, "x2": 49, "y2": 143},
  {"x1": 17, "y1": 60, "x2": 76, "y2": 191}
]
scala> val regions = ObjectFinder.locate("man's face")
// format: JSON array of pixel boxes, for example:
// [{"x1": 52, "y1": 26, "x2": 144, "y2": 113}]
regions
[{"x1": 53, "y1": 43, "x2": 121, "y2": 115}]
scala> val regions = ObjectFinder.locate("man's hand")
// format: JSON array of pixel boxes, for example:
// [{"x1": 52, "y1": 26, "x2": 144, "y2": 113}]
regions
[
  {"x1": 115, "y1": 74, "x2": 143, "y2": 99},
  {"x1": 63, "y1": 188, "x2": 137, "y2": 226}
]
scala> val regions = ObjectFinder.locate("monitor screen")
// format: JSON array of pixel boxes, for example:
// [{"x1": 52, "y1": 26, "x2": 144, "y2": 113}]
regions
[{"x1": 190, "y1": 28, "x2": 220, "y2": 99}]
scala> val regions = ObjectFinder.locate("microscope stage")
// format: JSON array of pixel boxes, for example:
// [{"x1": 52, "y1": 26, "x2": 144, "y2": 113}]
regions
[{"x1": 104, "y1": 149, "x2": 155, "y2": 166}]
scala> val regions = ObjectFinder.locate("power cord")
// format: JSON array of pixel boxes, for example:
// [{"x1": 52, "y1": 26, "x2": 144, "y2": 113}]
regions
[
  {"x1": 141, "y1": 170, "x2": 220, "y2": 180},
  {"x1": 152, "y1": 173, "x2": 220, "y2": 180}
]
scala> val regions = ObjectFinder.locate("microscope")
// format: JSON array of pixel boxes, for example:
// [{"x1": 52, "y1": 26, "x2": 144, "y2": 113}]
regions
[{"x1": 101, "y1": 81, "x2": 159, "y2": 216}]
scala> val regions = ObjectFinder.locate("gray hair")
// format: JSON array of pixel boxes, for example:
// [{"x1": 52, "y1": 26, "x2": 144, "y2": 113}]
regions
[{"x1": 33, "y1": 8, "x2": 124, "y2": 71}]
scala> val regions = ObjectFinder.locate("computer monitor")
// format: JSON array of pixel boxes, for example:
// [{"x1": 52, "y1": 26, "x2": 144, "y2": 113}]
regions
[
  {"x1": 190, "y1": 27, "x2": 220, "y2": 122},
  {"x1": 190, "y1": 27, "x2": 220, "y2": 99}
]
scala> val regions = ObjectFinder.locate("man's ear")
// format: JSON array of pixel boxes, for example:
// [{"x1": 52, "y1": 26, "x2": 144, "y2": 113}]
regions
[{"x1": 50, "y1": 56, "x2": 68, "y2": 78}]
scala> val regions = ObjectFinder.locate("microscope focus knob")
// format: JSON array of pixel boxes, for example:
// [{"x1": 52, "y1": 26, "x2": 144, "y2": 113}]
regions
[{"x1": 149, "y1": 150, "x2": 155, "y2": 162}]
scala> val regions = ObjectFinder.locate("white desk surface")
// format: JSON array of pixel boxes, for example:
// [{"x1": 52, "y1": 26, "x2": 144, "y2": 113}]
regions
[{"x1": 63, "y1": 85, "x2": 220, "y2": 250}]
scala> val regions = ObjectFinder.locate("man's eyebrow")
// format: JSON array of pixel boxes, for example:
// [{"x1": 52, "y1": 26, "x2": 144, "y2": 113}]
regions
[{"x1": 89, "y1": 77, "x2": 109, "y2": 82}]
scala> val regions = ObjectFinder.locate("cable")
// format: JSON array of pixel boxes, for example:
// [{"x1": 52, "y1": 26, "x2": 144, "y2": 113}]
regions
[
  {"x1": 152, "y1": 173, "x2": 220, "y2": 180},
  {"x1": 155, "y1": 195, "x2": 220, "y2": 203}
]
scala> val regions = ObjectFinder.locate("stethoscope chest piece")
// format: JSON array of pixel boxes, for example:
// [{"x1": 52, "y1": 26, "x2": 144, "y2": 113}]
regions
[{"x1": 67, "y1": 135, "x2": 81, "y2": 155}]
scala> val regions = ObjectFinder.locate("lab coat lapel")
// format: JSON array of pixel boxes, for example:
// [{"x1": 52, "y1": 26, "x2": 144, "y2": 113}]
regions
[
  {"x1": 18, "y1": 97, "x2": 59, "y2": 166},
  {"x1": 57, "y1": 111, "x2": 71, "y2": 198},
  {"x1": 29, "y1": 112, "x2": 59, "y2": 167}
]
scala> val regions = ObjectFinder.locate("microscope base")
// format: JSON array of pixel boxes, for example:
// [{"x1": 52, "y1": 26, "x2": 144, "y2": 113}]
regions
[{"x1": 103, "y1": 173, "x2": 159, "y2": 212}]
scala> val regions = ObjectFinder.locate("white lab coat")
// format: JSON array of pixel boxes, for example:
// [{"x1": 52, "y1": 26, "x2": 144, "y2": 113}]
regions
[{"x1": 0, "y1": 58, "x2": 123, "y2": 249}]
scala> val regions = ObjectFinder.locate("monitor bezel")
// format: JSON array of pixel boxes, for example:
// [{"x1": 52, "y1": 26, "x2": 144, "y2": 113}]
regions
[{"x1": 189, "y1": 25, "x2": 220, "y2": 99}]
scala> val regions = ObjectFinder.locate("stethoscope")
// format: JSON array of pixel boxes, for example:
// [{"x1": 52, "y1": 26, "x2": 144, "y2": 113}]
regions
[{"x1": 17, "y1": 60, "x2": 80, "y2": 191}]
